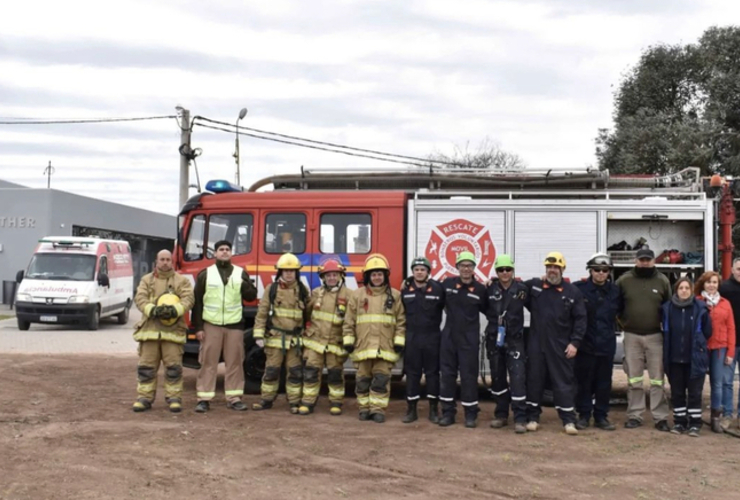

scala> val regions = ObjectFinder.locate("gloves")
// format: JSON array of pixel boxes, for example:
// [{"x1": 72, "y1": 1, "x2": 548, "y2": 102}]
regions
[
  {"x1": 160, "y1": 305, "x2": 178, "y2": 320},
  {"x1": 150, "y1": 305, "x2": 162, "y2": 318},
  {"x1": 255, "y1": 339, "x2": 265, "y2": 348},
  {"x1": 343, "y1": 344, "x2": 355, "y2": 354},
  {"x1": 394, "y1": 345, "x2": 404, "y2": 355}
]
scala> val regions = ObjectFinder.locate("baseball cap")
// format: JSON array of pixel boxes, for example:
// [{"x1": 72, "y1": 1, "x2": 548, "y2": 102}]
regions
[{"x1": 636, "y1": 248, "x2": 655, "y2": 260}]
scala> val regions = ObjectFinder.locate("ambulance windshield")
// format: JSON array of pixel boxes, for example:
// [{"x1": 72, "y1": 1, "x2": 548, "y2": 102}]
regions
[{"x1": 26, "y1": 254, "x2": 97, "y2": 281}]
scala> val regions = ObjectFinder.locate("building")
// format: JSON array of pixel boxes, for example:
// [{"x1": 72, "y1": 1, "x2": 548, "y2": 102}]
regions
[{"x1": 0, "y1": 179, "x2": 175, "y2": 304}]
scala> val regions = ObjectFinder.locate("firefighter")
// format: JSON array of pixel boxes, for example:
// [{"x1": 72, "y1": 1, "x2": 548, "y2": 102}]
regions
[
  {"x1": 192, "y1": 240, "x2": 258, "y2": 413},
  {"x1": 252, "y1": 253, "x2": 310, "y2": 413},
  {"x1": 132, "y1": 249, "x2": 194, "y2": 413},
  {"x1": 439, "y1": 251, "x2": 488, "y2": 428},
  {"x1": 342, "y1": 253, "x2": 406, "y2": 423},
  {"x1": 401, "y1": 256, "x2": 445, "y2": 424},
  {"x1": 298, "y1": 259, "x2": 350, "y2": 416},
  {"x1": 485, "y1": 254, "x2": 529, "y2": 434},
  {"x1": 524, "y1": 252, "x2": 587, "y2": 435},
  {"x1": 572, "y1": 253, "x2": 622, "y2": 431}
]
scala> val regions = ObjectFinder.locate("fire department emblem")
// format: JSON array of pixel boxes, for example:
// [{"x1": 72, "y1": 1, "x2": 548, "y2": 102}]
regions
[{"x1": 424, "y1": 218, "x2": 496, "y2": 281}]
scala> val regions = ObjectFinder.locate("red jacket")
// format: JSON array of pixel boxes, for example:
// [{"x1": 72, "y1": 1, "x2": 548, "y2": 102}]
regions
[{"x1": 698, "y1": 296, "x2": 736, "y2": 354}]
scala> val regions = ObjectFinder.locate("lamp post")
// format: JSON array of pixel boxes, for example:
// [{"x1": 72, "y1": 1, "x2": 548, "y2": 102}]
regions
[{"x1": 234, "y1": 107, "x2": 248, "y2": 186}]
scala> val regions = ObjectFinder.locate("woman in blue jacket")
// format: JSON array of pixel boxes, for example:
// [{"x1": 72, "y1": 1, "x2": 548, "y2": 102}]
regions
[{"x1": 662, "y1": 277, "x2": 712, "y2": 437}]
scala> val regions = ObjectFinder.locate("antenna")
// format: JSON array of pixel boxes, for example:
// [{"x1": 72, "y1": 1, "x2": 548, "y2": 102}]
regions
[{"x1": 43, "y1": 161, "x2": 55, "y2": 188}]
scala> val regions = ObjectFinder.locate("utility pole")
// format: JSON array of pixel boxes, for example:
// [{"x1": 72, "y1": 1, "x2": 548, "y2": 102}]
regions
[
  {"x1": 177, "y1": 107, "x2": 191, "y2": 208},
  {"x1": 234, "y1": 107, "x2": 248, "y2": 186},
  {"x1": 43, "y1": 161, "x2": 54, "y2": 188}
]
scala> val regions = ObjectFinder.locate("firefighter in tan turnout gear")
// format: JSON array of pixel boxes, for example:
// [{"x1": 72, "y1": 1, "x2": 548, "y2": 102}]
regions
[
  {"x1": 343, "y1": 253, "x2": 406, "y2": 423},
  {"x1": 298, "y1": 259, "x2": 351, "y2": 416},
  {"x1": 253, "y1": 253, "x2": 311, "y2": 413},
  {"x1": 132, "y1": 249, "x2": 194, "y2": 413}
]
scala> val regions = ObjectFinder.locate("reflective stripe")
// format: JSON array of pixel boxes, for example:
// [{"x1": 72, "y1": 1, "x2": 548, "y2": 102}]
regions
[
  {"x1": 328, "y1": 386, "x2": 345, "y2": 398},
  {"x1": 197, "y1": 391, "x2": 216, "y2": 399},
  {"x1": 674, "y1": 407, "x2": 687, "y2": 412},
  {"x1": 144, "y1": 303, "x2": 156, "y2": 317},
  {"x1": 302, "y1": 338, "x2": 348, "y2": 356},
  {"x1": 461, "y1": 401, "x2": 479, "y2": 406},
  {"x1": 407, "y1": 395, "x2": 421, "y2": 401},
  {"x1": 203, "y1": 265, "x2": 243, "y2": 325},
  {"x1": 555, "y1": 406, "x2": 574, "y2": 412},
  {"x1": 262, "y1": 381, "x2": 279, "y2": 393},
  {"x1": 369, "y1": 394, "x2": 389, "y2": 407},
  {"x1": 311, "y1": 310, "x2": 343, "y2": 325},
  {"x1": 264, "y1": 337, "x2": 300, "y2": 350},
  {"x1": 253, "y1": 328, "x2": 265, "y2": 338},
  {"x1": 137, "y1": 382, "x2": 155, "y2": 392},
  {"x1": 274, "y1": 307, "x2": 304, "y2": 320},
  {"x1": 350, "y1": 348, "x2": 399, "y2": 363},
  {"x1": 357, "y1": 395, "x2": 370, "y2": 406},
  {"x1": 688, "y1": 409, "x2": 702, "y2": 413},
  {"x1": 526, "y1": 401, "x2": 539, "y2": 407},
  {"x1": 511, "y1": 396, "x2": 526, "y2": 401},
  {"x1": 427, "y1": 395, "x2": 438, "y2": 399},
  {"x1": 225, "y1": 389, "x2": 243, "y2": 396},
  {"x1": 650, "y1": 379, "x2": 664, "y2": 386},
  {"x1": 173, "y1": 303, "x2": 185, "y2": 317},
  {"x1": 343, "y1": 335, "x2": 355, "y2": 345},
  {"x1": 133, "y1": 330, "x2": 186, "y2": 344},
  {"x1": 302, "y1": 386, "x2": 320, "y2": 398},
  {"x1": 356, "y1": 314, "x2": 396, "y2": 325},
  {"x1": 439, "y1": 396, "x2": 454, "y2": 402},
  {"x1": 491, "y1": 388, "x2": 508, "y2": 396},
  {"x1": 286, "y1": 385, "x2": 302, "y2": 397},
  {"x1": 393, "y1": 335, "x2": 405, "y2": 347},
  {"x1": 628, "y1": 376, "x2": 644, "y2": 385}
]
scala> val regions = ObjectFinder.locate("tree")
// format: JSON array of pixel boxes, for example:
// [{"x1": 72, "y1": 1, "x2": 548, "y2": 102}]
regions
[
  {"x1": 428, "y1": 138, "x2": 526, "y2": 171},
  {"x1": 596, "y1": 26, "x2": 740, "y2": 176}
]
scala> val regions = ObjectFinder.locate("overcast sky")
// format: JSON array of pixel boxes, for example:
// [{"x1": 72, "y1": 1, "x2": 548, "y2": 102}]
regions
[{"x1": 1, "y1": 0, "x2": 738, "y2": 215}]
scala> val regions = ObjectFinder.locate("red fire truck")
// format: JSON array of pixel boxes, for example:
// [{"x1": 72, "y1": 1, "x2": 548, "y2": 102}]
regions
[{"x1": 173, "y1": 166, "x2": 735, "y2": 388}]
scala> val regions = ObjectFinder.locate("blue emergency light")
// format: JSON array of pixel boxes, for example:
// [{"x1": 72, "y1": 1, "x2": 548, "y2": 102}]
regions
[{"x1": 205, "y1": 179, "x2": 243, "y2": 193}]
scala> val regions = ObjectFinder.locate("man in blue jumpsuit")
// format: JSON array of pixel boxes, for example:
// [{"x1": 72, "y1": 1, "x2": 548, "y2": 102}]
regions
[
  {"x1": 439, "y1": 251, "x2": 488, "y2": 428},
  {"x1": 485, "y1": 254, "x2": 529, "y2": 434},
  {"x1": 401, "y1": 256, "x2": 445, "y2": 423},
  {"x1": 524, "y1": 252, "x2": 587, "y2": 435},
  {"x1": 573, "y1": 253, "x2": 622, "y2": 431}
]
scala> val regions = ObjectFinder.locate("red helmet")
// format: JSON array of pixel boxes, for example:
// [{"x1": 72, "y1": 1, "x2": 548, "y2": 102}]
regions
[{"x1": 318, "y1": 259, "x2": 346, "y2": 276}]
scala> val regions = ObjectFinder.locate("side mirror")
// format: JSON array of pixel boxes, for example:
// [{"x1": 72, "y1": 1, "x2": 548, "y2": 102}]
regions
[
  {"x1": 16, "y1": 270, "x2": 24, "y2": 283},
  {"x1": 98, "y1": 273, "x2": 110, "y2": 288}
]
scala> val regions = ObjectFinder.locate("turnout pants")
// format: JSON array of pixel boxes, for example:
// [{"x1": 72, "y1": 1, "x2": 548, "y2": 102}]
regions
[
  {"x1": 404, "y1": 333, "x2": 441, "y2": 401},
  {"x1": 526, "y1": 347, "x2": 577, "y2": 425},
  {"x1": 490, "y1": 339, "x2": 526, "y2": 423},
  {"x1": 575, "y1": 351, "x2": 613, "y2": 422},
  {"x1": 196, "y1": 323, "x2": 244, "y2": 403},
  {"x1": 301, "y1": 349, "x2": 346, "y2": 407},
  {"x1": 667, "y1": 362, "x2": 705, "y2": 428},
  {"x1": 623, "y1": 332, "x2": 669, "y2": 423},
  {"x1": 440, "y1": 335, "x2": 480, "y2": 418},
  {"x1": 137, "y1": 340, "x2": 184, "y2": 403},
  {"x1": 355, "y1": 359, "x2": 393, "y2": 415},
  {"x1": 262, "y1": 345, "x2": 303, "y2": 404}
]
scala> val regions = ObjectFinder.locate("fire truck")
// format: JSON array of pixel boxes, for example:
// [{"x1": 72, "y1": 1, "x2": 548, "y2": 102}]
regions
[{"x1": 173, "y1": 166, "x2": 735, "y2": 389}]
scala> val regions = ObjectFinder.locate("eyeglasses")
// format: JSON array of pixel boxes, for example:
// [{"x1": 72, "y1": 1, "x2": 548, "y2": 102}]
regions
[
  {"x1": 591, "y1": 267, "x2": 610, "y2": 273},
  {"x1": 496, "y1": 267, "x2": 513, "y2": 273},
  {"x1": 458, "y1": 264, "x2": 474, "y2": 269}
]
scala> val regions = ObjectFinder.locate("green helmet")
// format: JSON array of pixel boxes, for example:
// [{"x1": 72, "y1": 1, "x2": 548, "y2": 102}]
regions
[
  {"x1": 456, "y1": 251, "x2": 476, "y2": 266},
  {"x1": 410, "y1": 256, "x2": 431, "y2": 271},
  {"x1": 494, "y1": 254, "x2": 515, "y2": 270}
]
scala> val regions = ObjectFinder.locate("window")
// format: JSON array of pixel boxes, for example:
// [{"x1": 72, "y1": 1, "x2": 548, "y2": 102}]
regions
[
  {"x1": 184, "y1": 214, "x2": 206, "y2": 261},
  {"x1": 265, "y1": 213, "x2": 306, "y2": 254},
  {"x1": 320, "y1": 213, "x2": 372, "y2": 254},
  {"x1": 206, "y1": 214, "x2": 254, "y2": 258},
  {"x1": 98, "y1": 256, "x2": 108, "y2": 276}
]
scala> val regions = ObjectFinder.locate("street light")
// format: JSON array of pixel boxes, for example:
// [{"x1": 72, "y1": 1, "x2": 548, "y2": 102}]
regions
[{"x1": 234, "y1": 107, "x2": 248, "y2": 185}]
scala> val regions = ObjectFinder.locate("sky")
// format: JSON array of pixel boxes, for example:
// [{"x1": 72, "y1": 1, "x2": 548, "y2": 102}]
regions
[{"x1": 1, "y1": 0, "x2": 738, "y2": 215}]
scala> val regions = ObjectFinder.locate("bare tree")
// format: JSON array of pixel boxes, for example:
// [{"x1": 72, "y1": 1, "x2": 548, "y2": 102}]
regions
[{"x1": 428, "y1": 138, "x2": 526, "y2": 171}]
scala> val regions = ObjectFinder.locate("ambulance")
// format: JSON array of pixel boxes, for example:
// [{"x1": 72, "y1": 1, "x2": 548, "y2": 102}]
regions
[{"x1": 15, "y1": 237, "x2": 134, "y2": 331}]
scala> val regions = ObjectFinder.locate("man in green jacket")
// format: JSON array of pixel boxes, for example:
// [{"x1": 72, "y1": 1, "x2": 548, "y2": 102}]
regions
[
  {"x1": 192, "y1": 240, "x2": 257, "y2": 413},
  {"x1": 616, "y1": 249, "x2": 671, "y2": 431}
]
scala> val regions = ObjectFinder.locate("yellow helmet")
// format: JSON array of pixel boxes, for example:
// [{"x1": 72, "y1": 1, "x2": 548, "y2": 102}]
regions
[
  {"x1": 275, "y1": 252, "x2": 302, "y2": 270},
  {"x1": 363, "y1": 253, "x2": 390, "y2": 273},
  {"x1": 544, "y1": 251, "x2": 566, "y2": 269},
  {"x1": 156, "y1": 293, "x2": 181, "y2": 326}
]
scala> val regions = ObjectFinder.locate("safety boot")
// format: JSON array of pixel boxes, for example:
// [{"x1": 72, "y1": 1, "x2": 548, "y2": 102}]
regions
[
  {"x1": 428, "y1": 400, "x2": 439, "y2": 424},
  {"x1": 514, "y1": 422, "x2": 527, "y2": 434},
  {"x1": 372, "y1": 413, "x2": 386, "y2": 424},
  {"x1": 359, "y1": 410, "x2": 371, "y2": 421},
  {"x1": 227, "y1": 401, "x2": 248, "y2": 411},
  {"x1": 167, "y1": 399, "x2": 182, "y2": 413},
  {"x1": 711, "y1": 409, "x2": 722, "y2": 433},
  {"x1": 289, "y1": 403, "x2": 300, "y2": 415},
  {"x1": 438, "y1": 413, "x2": 455, "y2": 427},
  {"x1": 194, "y1": 401, "x2": 209, "y2": 413},
  {"x1": 402, "y1": 400, "x2": 418, "y2": 424},
  {"x1": 329, "y1": 403, "x2": 343, "y2": 416},
  {"x1": 252, "y1": 400, "x2": 273, "y2": 411},
  {"x1": 298, "y1": 404, "x2": 314, "y2": 416},
  {"x1": 464, "y1": 409, "x2": 478, "y2": 429},
  {"x1": 575, "y1": 417, "x2": 590, "y2": 430},
  {"x1": 490, "y1": 417, "x2": 508, "y2": 429},
  {"x1": 132, "y1": 399, "x2": 152, "y2": 413}
]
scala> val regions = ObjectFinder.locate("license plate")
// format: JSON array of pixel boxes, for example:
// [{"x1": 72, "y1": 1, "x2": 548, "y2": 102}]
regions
[{"x1": 39, "y1": 315, "x2": 58, "y2": 322}]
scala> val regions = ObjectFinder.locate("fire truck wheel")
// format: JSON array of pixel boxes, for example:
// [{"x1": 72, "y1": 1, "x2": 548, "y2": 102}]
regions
[{"x1": 243, "y1": 343, "x2": 266, "y2": 394}]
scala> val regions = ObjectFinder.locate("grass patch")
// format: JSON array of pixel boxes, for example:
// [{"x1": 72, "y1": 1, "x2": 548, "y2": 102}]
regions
[{"x1": 0, "y1": 314, "x2": 14, "y2": 321}]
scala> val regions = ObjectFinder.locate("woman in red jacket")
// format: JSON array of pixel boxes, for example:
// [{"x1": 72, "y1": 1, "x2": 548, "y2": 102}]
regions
[{"x1": 696, "y1": 271, "x2": 736, "y2": 433}]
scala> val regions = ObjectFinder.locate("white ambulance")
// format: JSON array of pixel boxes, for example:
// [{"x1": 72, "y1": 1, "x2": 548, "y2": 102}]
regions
[{"x1": 15, "y1": 237, "x2": 134, "y2": 330}]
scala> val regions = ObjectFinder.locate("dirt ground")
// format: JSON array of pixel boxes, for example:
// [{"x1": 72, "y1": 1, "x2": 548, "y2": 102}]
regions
[{"x1": 1, "y1": 354, "x2": 739, "y2": 500}]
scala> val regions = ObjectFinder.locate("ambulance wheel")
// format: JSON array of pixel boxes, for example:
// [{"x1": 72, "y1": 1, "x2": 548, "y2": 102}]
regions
[
  {"x1": 117, "y1": 305, "x2": 130, "y2": 325},
  {"x1": 88, "y1": 309, "x2": 100, "y2": 331},
  {"x1": 17, "y1": 318, "x2": 30, "y2": 331}
]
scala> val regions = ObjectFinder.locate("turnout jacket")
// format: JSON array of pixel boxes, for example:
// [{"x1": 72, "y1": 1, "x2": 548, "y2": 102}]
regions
[
  {"x1": 524, "y1": 278, "x2": 587, "y2": 354},
  {"x1": 441, "y1": 277, "x2": 488, "y2": 350},
  {"x1": 401, "y1": 277, "x2": 445, "y2": 343},
  {"x1": 342, "y1": 284, "x2": 406, "y2": 363},
  {"x1": 303, "y1": 283, "x2": 351, "y2": 356},
  {"x1": 254, "y1": 280, "x2": 308, "y2": 350},
  {"x1": 134, "y1": 269, "x2": 194, "y2": 344},
  {"x1": 572, "y1": 278, "x2": 622, "y2": 357}
]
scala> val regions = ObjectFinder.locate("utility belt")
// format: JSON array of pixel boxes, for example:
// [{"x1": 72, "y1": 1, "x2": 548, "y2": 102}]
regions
[{"x1": 266, "y1": 323, "x2": 304, "y2": 355}]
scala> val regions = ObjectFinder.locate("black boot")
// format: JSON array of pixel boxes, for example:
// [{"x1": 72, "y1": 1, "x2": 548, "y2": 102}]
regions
[
  {"x1": 428, "y1": 400, "x2": 439, "y2": 424},
  {"x1": 438, "y1": 413, "x2": 455, "y2": 427},
  {"x1": 402, "y1": 400, "x2": 418, "y2": 424},
  {"x1": 464, "y1": 408, "x2": 478, "y2": 429}
]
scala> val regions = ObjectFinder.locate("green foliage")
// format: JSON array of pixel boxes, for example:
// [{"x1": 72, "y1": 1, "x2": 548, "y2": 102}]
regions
[{"x1": 597, "y1": 26, "x2": 740, "y2": 176}]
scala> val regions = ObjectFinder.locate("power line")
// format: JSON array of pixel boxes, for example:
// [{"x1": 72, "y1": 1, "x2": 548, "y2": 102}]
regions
[
  {"x1": 0, "y1": 115, "x2": 177, "y2": 125},
  {"x1": 196, "y1": 122, "x2": 430, "y2": 168},
  {"x1": 194, "y1": 116, "x2": 456, "y2": 167}
]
